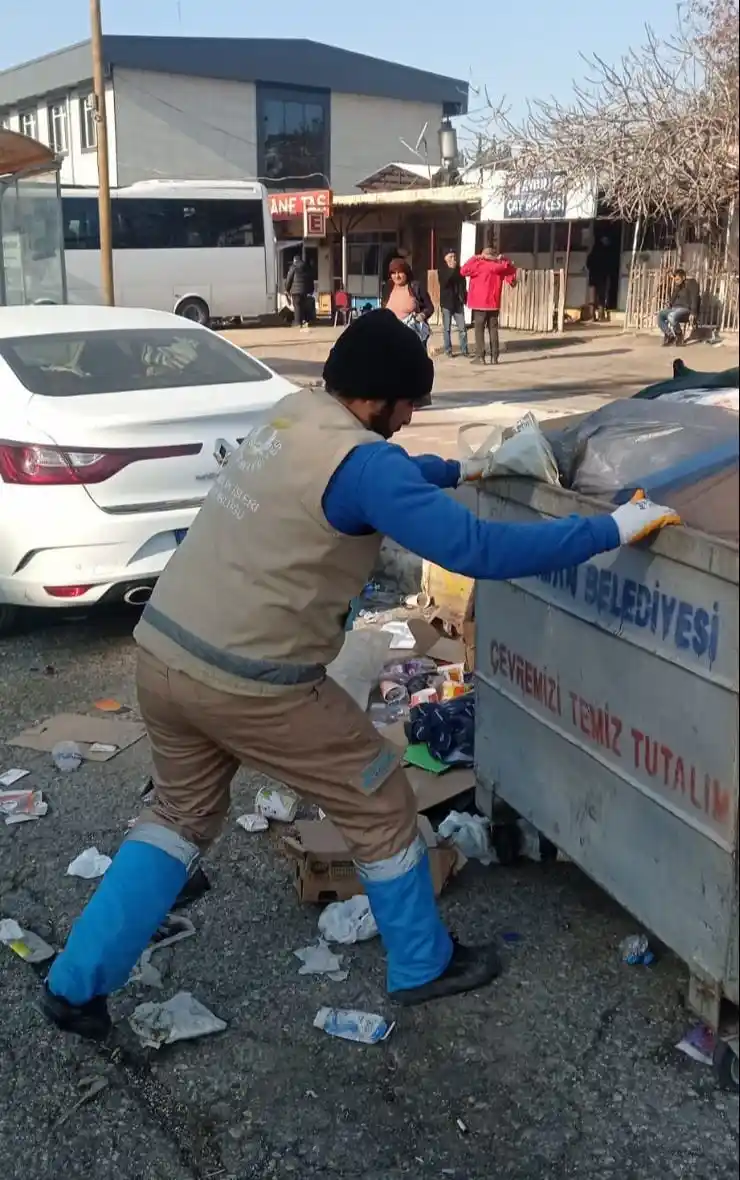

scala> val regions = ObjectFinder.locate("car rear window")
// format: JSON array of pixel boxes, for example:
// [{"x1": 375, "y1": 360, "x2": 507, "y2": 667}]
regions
[{"x1": 0, "y1": 327, "x2": 272, "y2": 396}]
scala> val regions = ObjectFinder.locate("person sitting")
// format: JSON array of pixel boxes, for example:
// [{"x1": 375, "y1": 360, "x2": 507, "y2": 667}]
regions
[{"x1": 657, "y1": 269, "x2": 700, "y2": 346}]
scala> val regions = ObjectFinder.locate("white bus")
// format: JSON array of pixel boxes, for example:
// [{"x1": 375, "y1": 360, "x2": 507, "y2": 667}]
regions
[{"x1": 60, "y1": 179, "x2": 277, "y2": 324}]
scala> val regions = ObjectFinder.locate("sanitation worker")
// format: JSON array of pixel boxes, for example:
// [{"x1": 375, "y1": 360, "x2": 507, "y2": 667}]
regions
[{"x1": 41, "y1": 310, "x2": 681, "y2": 1038}]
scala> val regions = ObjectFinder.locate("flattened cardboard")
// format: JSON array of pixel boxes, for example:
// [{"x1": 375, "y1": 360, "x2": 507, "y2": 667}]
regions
[
  {"x1": 406, "y1": 618, "x2": 466, "y2": 665},
  {"x1": 10, "y1": 713, "x2": 145, "y2": 762},
  {"x1": 284, "y1": 816, "x2": 462, "y2": 904}
]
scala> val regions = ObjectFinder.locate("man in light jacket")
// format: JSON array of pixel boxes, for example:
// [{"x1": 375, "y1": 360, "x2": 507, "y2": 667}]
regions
[
  {"x1": 40, "y1": 310, "x2": 681, "y2": 1040},
  {"x1": 460, "y1": 248, "x2": 517, "y2": 365}
]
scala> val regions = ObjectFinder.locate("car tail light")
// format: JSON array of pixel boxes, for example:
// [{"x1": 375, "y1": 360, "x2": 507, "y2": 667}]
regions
[
  {"x1": 0, "y1": 442, "x2": 202, "y2": 486},
  {"x1": 44, "y1": 585, "x2": 95, "y2": 598}
]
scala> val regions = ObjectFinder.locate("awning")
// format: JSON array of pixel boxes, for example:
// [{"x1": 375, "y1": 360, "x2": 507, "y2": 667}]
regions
[{"x1": 0, "y1": 129, "x2": 58, "y2": 179}]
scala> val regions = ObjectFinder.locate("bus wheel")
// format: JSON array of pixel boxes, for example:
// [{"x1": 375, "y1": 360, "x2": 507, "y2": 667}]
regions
[{"x1": 176, "y1": 297, "x2": 210, "y2": 326}]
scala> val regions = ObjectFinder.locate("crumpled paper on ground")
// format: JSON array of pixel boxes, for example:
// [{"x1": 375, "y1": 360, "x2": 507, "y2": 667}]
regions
[
  {"x1": 129, "y1": 916, "x2": 196, "y2": 989},
  {"x1": 318, "y1": 896, "x2": 378, "y2": 945},
  {"x1": 236, "y1": 812, "x2": 269, "y2": 832},
  {"x1": 327, "y1": 629, "x2": 393, "y2": 711},
  {"x1": 0, "y1": 918, "x2": 55, "y2": 963},
  {"x1": 66, "y1": 847, "x2": 112, "y2": 879},
  {"x1": 129, "y1": 991, "x2": 226, "y2": 1049},
  {"x1": 294, "y1": 939, "x2": 348, "y2": 982},
  {"x1": 437, "y1": 811, "x2": 496, "y2": 865}
]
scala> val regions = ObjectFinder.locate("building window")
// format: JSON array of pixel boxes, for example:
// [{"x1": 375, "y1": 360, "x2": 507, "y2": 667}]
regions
[
  {"x1": 20, "y1": 110, "x2": 37, "y2": 139},
  {"x1": 256, "y1": 84, "x2": 330, "y2": 191},
  {"x1": 47, "y1": 102, "x2": 68, "y2": 154},
  {"x1": 80, "y1": 94, "x2": 96, "y2": 150}
]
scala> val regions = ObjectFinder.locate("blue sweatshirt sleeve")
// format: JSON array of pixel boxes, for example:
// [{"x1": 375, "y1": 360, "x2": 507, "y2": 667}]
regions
[
  {"x1": 323, "y1": 442, "x2": 619, "y2": 579},
  {"x1": 408, "y1": 453, "x2": 461, "y2": 488}
]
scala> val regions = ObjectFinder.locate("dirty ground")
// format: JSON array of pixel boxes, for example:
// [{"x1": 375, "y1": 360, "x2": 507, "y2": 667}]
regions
[{"x1": 1, "y1": 607, "x2": 737, "y2": 1180}]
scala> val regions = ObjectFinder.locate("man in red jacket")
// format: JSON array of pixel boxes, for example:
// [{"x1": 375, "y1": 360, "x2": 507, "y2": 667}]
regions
[{"x1": 460, "y1": 248, "x2": 517, "y2": 365}]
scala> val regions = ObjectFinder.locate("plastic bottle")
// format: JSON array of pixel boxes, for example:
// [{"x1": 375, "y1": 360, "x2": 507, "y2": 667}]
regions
[
  {"x1": 51, "y1": 741, "x2": 83, "y2": 772},
  {"x1": 313, "y1": 1007, "x2": 394, "y2": 1044},
  {"x1": 619, "y1": 934, "x2": 654, "y2": 965}
]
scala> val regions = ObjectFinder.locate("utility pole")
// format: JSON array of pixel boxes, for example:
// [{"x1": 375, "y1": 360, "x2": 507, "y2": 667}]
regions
[{"x1": 90, "y1": 0, "x2": 114, "y2": 304}]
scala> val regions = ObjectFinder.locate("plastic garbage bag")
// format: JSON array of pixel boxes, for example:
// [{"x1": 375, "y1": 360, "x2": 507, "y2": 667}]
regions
[
  {"x1": 437, "y1": 811, "x2": 495, "y2": 864},
  {"x1": 459, "y1": 413, "x2": 559, "y2": 484},
  {"x1": 129, "y1": 992, "x2": 226, "y2": 1049},
  {"x1": 318, "y1": 896, "x2": 378, "y2": 944}
]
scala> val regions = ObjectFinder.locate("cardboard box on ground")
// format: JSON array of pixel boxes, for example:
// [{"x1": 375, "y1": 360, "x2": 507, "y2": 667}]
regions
[{"x1": 283, "y1": 617, "x2": 474, "y2": 903}]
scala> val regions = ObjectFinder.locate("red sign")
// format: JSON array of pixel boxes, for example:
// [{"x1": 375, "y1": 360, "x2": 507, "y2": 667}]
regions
[{"x1": 269, "y1": 189, "x2": 332, "y2": 221}]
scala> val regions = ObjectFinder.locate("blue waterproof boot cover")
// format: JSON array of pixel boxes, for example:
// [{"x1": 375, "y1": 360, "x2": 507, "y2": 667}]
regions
[
  {"x1": 47, "y1": 826, "x2": 194, "y2": 1006},
  {"x1": 357, "y1": 836, "x2": 453, "y2": 992}
]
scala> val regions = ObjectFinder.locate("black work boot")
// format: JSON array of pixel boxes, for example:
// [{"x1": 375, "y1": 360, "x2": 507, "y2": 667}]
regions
[
  {"x1": 39, "y1": 983, "x2": 112, "y2": 1040},
  {"x1": 171, "y1": 864, "x2": 211, "y2": 911},
  {"x1": 391, "y1": 939, "x2": 503, "y2": 1006}
]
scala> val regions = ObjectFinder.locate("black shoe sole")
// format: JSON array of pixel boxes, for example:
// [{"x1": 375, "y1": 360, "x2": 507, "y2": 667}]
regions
[
  {"x1": 171, "y1": 865, "x2": 211, "y2": 911},
  {"x1": 39, "y1": 986, "x2": 112, "y2": 1041},
  {"x1": 391, "y1": 945, "x2": 503, "y2": 1007}
]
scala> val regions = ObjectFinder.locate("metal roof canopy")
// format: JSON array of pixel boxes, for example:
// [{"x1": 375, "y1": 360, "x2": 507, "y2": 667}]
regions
[
  {"x1": 0, "y1": 37, "x2": 468, "y2": 111},
  {"x1": 333, "y1": 184, "x2": 483, "y2": 209},
  {"x1": 0, "y1": 128, "x2": 58, "y2": 179}
]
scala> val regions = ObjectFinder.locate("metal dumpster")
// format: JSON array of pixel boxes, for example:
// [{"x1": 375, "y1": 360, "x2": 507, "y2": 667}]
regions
[{"x1": 473, "y1": 478, "x2": 739, "y2": 1082}]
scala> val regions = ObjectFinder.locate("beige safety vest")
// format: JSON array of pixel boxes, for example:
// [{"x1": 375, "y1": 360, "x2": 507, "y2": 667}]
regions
[{"x1": 133, "y1": 386, "x2": 383, "y2": 695}]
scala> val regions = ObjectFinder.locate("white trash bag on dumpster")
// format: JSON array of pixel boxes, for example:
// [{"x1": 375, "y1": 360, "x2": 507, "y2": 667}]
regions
[{"x1": 458, "y1": 412, "x2": 560, "y2": 486}]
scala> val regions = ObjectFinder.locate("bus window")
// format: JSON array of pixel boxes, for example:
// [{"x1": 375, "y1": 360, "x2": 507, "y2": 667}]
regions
[
  {"x1": 111, "y1": 198, "x2": 266, "y2": 250},
  {"x1": 62, "y1": 196, "x2": 100, "y2": 250}
]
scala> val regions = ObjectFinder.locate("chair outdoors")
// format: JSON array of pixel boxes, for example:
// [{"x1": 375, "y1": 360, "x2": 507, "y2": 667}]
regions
[{"x1": 333, "y1": 290, "x2": 352, "y2": 326}]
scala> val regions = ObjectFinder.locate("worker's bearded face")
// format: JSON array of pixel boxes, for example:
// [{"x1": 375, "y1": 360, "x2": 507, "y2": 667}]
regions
[{"x1": 367, "y1": 399, "x2": 417, "y2": 439}]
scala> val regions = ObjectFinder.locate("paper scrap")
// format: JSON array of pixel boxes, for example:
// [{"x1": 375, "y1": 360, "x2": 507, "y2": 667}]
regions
[
  {"x1": 0, "y1": 768, "x2": 30, "y2": 788},
  {"x1": 129, "y1": 992, "x2": 226, "y2": 1049},
  {"x1": 67, "y1": 847, "x2": 112, "y2": 879}
]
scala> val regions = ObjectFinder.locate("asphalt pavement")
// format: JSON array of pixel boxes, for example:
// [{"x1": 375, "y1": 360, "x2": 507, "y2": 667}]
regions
[{"x1": 1, "y1": 605, "x2": 738, "y2": 1180}]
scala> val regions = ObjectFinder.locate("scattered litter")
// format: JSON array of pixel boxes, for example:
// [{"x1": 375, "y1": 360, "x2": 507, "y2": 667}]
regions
[
  {"x1": 94, "y1": 698, "x2": 126, "y2": 712},
  {"x1": 89, "y1": 742, "x2": 118, "y2": 756},
  {"x1": 140, "y1": 777, "x2": 156, "y2": 804},
  {"x1": 619, "y1": 934, "x2": 654, "y2": 966},
  {"x1": 517, "y1": 818, "x2": 543, "y2": 862},
  {"x1": 0, "y1": 787, "x2": 47, "y2": 825},
  {"x1": 67, "y1": 847, "x2": 112, "y2": 879},
  {"x1": 55, "y1": 1077, "x2": 109, "y2": 1127},
  {"x1": 407, "y1": 694, "x2": 475, "y2": 766},
  {"x1": 255, "y1": 785, "x2": 299, "y2": 823},
  {"x1": 236, "y1": 812, "x2": 269, "y2": 833},
  {"x1": 294, "y1": 939, "x2": 348, "y2": 981},
  {"x1": 130, "y1": 991, "x2": 226, "y2": 1049},
  {"x1": 676, "y1": 1024, "x2": 716, "y2": 1067},
  {"x1": 313, "y1": 1007, "x2": 394, "y2": 1044},
  {"x1": 130, "y1": 916, "x2": 196, "y2": 988},
  {"x1": 437, "y1": 811, "x2": 496, "y2": 864},
  {"x1": 381, "y1": 620, "x2": 417, "y2": 651},
  {"x1": 0, "y1": 768, "x2": 30, "y2": 788},
  {"x1": 318, "y1": 895, "x2": 378, "y2": 944},
  {"x1": 0, "y1": 918, "x2": 55, "y2": 963},
  {"x1": 456, "y1": 1118, "x2": 468, "y2": 1134},
  {"x1": 52, "y1": 741, "x2": 83, "y2": 772}
]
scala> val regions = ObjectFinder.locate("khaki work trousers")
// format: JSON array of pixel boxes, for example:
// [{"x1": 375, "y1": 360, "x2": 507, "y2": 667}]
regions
[{"x1": 135, "y1": 649, "x2": 418, "y2": 863}]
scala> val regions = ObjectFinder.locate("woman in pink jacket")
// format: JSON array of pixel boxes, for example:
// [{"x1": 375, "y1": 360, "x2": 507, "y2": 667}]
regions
[{"x1": 460, "y1": 248, "x2": 517, "y2": 365}]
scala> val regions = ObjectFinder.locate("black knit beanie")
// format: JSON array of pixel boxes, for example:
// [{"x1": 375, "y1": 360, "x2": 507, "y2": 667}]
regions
[{"x1": 323, "y1": 308, "x2": 434, "y2": 404}]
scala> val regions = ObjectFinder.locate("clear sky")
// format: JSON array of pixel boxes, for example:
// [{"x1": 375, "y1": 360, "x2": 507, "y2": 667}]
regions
[{"x1": 2, "y1": 0, "x2": 680, "y2": 120}]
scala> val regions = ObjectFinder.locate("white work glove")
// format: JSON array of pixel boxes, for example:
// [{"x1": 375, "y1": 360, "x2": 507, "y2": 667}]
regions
[
  {"x1": 458, "y1": 457, "x2": 488, "y2": 483},
  {"x1": 611, "y1": 489, "x2": 681, "y2": 544}
]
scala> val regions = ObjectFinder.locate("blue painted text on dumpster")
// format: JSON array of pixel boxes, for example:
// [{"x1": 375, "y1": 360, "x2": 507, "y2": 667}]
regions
[{"x1": 533, "y1": 565, "x2": 720, "y2": 661}]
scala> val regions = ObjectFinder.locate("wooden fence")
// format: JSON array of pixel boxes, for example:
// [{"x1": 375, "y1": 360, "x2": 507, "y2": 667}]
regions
[
  {"x1": 500, "y1": 268, "x2": 562, "y2": 333},
  {"x1": 625, "y1": 263, "x2": 739, "y2": 333}
]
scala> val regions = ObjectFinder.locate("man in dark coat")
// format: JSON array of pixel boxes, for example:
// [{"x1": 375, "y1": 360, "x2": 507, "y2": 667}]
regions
[
  {"x1": 285, "y1": 254, "x2": 315, "y2": 331},
  {"x1": 438, "y1": 249, "x2": 469, "y2": 357}
]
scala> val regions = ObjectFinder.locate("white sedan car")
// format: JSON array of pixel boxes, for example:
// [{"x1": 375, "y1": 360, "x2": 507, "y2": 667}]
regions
[{"x1": 0, "y1": 305, "x2": 297, "y2": 634}]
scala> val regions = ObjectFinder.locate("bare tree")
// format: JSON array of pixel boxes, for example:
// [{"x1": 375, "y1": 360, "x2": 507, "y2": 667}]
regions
[{"x1": 475, "y1": 0, "x2": 739, "y2": 241}]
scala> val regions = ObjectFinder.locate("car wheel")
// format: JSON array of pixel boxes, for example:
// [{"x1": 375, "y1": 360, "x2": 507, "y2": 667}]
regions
[
  {"x1": 0, "y1": 603, "x2": 20, "y2": 636},
  {"x1": 176, "y1": 297, "x2": 210, "y2": 326}
]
